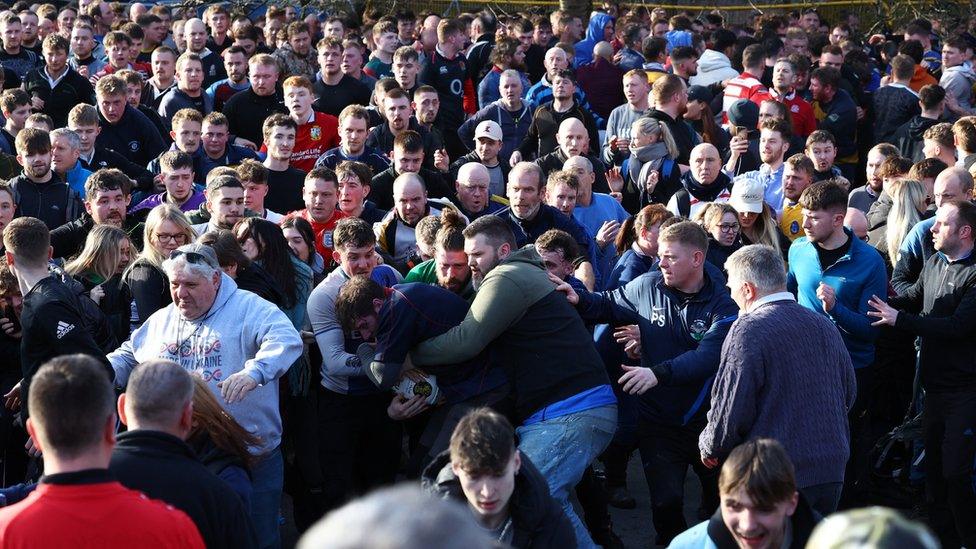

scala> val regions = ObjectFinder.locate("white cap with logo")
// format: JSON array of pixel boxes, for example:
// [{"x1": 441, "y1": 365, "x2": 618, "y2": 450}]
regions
[
  {"x1": 729, "y1": 177, "x2": 766, "y2": 214},
  {"x1": 474, "y1": 120, "x2": 503, "y2": 142}
]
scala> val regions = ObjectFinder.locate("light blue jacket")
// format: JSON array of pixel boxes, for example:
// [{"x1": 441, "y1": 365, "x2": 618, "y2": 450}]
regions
[{"x1": 787, "y1": 227, "x2": 888, "y2": 369}]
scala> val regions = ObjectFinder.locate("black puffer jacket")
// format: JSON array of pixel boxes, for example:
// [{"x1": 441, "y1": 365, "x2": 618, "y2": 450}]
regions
[{"x1": 421, "y1": 451, "x2": 575, "y2": 548}]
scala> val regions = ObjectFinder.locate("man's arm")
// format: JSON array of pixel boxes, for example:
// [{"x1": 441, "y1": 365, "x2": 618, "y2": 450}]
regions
[
  {"x1": 410, "y1": 271, "x2": 533, "y2": 366},
  {"x1": 699, "y1": 324, "x2": 763, "y2": 459},
  {"x1": 652, "y1": 306, "x2": 737, "y2": 386},
  {"x1": 826, "y1": 257, "x2": 887, "y2": 343},
  {"x1": 241, "y1": 301, "x2": 303, "y2": 385},
  {"x1": 895, "y1": 284, "x2": 976, "y2": 338},
  {"x1": 307, "y1": 285, "x2": 364, "y2": 378}
]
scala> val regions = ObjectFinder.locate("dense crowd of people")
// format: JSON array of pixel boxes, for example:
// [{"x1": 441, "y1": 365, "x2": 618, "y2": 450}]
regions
[{"x1": 0, "y1": 0, "x2": 972, "y2": 547}]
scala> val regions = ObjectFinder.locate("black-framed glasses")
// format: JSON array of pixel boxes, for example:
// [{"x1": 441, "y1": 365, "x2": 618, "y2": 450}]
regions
[
  {"x1": 155, "y1": 232, "x2": 188, "y2": 244},
  {"x1": 718, "y1": 223, "x2": 740, "y2": 233}
]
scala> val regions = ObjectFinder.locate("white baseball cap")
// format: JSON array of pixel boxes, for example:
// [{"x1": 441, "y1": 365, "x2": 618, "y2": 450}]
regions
[
  {"x1": 729, "y1": 178, "x2": 765, "y2": 214},
  {"x1": 474, "y1": 120, "x2": 503, "y2": 142}
]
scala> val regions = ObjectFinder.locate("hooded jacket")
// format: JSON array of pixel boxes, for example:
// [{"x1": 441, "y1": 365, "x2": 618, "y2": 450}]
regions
[
  {"x1": 421, "y1": 451, "x2": 575, "y2": 548},
  {"x1": 941, "y1": 64, "x2": 976, "y2": 116},
  {"x1": 410, "y1": 246, "x2": 611, "y2": 422},
  {"x1": 893, "y1": 115, "x2": 940, "y2": 161},
  {"x1": 689, "y1": 50, "x2": 739, "y2": 88},
  {"x1": 669, "y1": 495, "x2": 821, "y2": 549},
  {"x1": 458, "y1": 99, "x2": 532, "y2": 164},
  {"x1": 574, "y1": 13, "x2": 613, "y2": 68},
  {"x1": 108, "y1": 274, "x2": 304, "y2": 455}
]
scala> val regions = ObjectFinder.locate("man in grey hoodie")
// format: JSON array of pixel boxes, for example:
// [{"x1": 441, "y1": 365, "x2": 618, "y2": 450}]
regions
[
  {"x1": 108, "y1": 243, "x2": 303, "y2": 549},
  {"x1": 940, "y1": 36, "x2": 976, "y2": 121}
]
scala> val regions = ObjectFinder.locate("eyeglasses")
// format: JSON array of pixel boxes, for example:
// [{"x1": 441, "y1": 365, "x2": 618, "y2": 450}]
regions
[
  {"x1": 718, "y1": 223, "x2": 740, "y2": 233},
  {"x1": 156, "y1": 232, "x2": 188, "y2": 244}
]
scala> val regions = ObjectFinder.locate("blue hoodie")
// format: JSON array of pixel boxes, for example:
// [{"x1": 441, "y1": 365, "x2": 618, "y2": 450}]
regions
[
  {"x1": 108, "y1": 273, "x2": 304, "y2": 455},
  {"x1": 787, "y1": 228, "x2": 888, "y2": 369},
  {"x1": 574, "y1": 13, "x2": 613, "y2": 67}
]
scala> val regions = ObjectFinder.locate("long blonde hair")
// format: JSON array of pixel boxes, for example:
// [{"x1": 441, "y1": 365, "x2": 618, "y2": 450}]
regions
[
  {"x1": 886, "y1": 179, "x2": 927, "y2": 264},
  {"x1": 64, "y1": 225, "x2": 129, "y2": 282},
  {"x1": 741, "y1": 203, "x2": 783, "y2": 253},
  {"x1": 137, "y1": 204, "x2": 196, "y2": 268},
  {"x1": 631, "y1": 117, "x2": 679, "y2": 159}
]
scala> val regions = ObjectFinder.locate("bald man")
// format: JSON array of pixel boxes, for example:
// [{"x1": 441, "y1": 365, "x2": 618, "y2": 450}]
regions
[
  {"x1": 452, "y1": 162, "x2": 508, "y2": 219},
  {"x1": 376, "y1": 173, "x2": 448, "y2": 274},
  {"x1": 184, "y1": 18, "x2": 226, "y2": 87},
  {"x1": 844, "y1": 207, "x2": 869, "y2": 241},
  {"x1": 893, "y1": 166, "x2": 976, "y2": 293},
  {"x1": 523, "y1": 47, "x2": 605, "y2": 132},
  {"x1": 110, "y1": 360, "x2": 256, "y2": 548},
  {"x1": 666, "y1": 143, "x2": 733, "y2": 218},
  {"x1": 535, "y1": 118, "x2": 609, "y2": 193}
]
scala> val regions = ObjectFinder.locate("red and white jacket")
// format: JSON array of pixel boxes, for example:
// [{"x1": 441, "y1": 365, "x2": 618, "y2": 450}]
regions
[{"x1": 722, "y1": 70, "x2": 768, "y2": 120}]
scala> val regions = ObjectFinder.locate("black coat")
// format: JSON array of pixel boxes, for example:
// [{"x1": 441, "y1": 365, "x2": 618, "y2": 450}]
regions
[
  {"x1": 370, "y1": 167, "x2": 453, "y2": 211},
  {"x1": 109, "y1": 430, "x2": 257, "y2": 549},
  {"x1": 449, "y1": 150, "x2": 510, "y2": 184},
  {"x1": 422, "y1": 451, "x2": 575, "y2": 548},
  {"x1": 534, "y1": 149, "x2": 609, "y2": 194},
  {"x1": 22, "y1": 67, "x2": 94, "y2": 128}
]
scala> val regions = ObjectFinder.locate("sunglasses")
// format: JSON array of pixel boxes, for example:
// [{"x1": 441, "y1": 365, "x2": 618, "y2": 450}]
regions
[{"x1": 170, "y1": 250, "x2": 215, "y2": 268}]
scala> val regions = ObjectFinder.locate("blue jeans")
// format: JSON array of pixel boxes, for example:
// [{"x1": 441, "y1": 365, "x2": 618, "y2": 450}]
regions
[
  {"x1": 516, "y1": 405, "x2": 617, "y2": 549},
  {"x1": 250, "y1": 447, "x2": 283, "y2": 549}
]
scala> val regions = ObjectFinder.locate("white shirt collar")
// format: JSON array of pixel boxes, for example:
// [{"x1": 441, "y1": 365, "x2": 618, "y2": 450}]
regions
[{"x1": 747, "y1": 291, "x2": 795, "y2": 313}]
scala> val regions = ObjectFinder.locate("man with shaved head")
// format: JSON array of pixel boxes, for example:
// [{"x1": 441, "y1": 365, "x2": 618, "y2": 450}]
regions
[
  {"x1": 110, "y1": 360, "x2": 256, "y2": 548},
  {"x1": 183, "y1": 18, "x2": 226, "y2": 87},
  {"x1": 451, "y1": 162, "x2": 507, "y2": 219},
  {"x1": 535, "y1": 117, "x2": 609, "y2": 194},
  {"x1": 376, "y1": 173, "x2": 449, "y2": 274},
  {"x1": 893, "y1": 166, "x2": 975, "y2": 293},
  {"x1": 496, "y1": 162, "x2": 597, "y2": 287},
  {"x1": 667, "y1": 143, "x2": 733, "y2": 218}
]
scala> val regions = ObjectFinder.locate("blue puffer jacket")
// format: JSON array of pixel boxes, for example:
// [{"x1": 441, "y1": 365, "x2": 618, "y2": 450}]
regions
[
  {"x1": 574, "y1": 13, "x2": 613, "y2": 67},
  {"x1": 787, "y1": 227, "x2": 888, "y2": 369},
  {"x1": 576, "y1": 261, "x2": 738, "y2": 426}
]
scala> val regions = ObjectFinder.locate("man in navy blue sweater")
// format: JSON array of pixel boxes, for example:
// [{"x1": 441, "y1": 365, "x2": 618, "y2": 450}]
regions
[
  {"x1": 559, "y1": 220, "x2": 737, "y2": 545},
  {"x1": 334, "y1": 277, "x2": 510, "y2": 477}
]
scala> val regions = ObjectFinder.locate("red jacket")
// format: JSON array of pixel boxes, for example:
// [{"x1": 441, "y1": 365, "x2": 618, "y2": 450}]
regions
[
  {"x1": 765, "y1": 88, "x2": 817, "y2": 138},
  {"x1": 0, "y1": 473, "x2": 204, "y2": 548}
]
